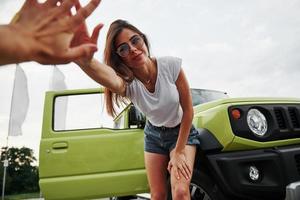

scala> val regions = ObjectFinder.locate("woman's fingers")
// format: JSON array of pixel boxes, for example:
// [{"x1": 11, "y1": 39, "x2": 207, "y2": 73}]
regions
[
  {"x1": 174, "y1": 167, "x2": 180, "y2": 180},
  {"x1": 69, "y1": 0, "x2": 101, "y2": 30},
  {"x1": 44, "y1": 0, "x2": 60, "y2": 7},
  {"x1": 24, "y1": 0, "x2": 39, "y2": 7},
  {"x1": 170, "y1": 162, "x2": 190, "y2": 180},
  {"x1": 56, "y1": 0, "x2": 77, "y2": 16},
  {"x1": 180, "y1": 162, "x2": 191, "y2": 180},
  {"x1": 167, "y1": 161, "x2": 173, "y2": 172},
  {"x1": 91, "y1": 23, "x2": 104, "y2": 44},
  {"x1": 184, "y1": 161, "x2": 192, "y2": 176},
  {"x1": 177, "y1": 163, "x2": 188, "y2": 180},
  {"x1": 75, "y1": 0, "x2": 82, "y2": 10}
]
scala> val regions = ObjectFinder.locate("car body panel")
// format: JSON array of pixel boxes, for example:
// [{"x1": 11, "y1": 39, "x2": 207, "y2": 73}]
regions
[{"x1": 194, "y1": 99, "x2": 300, "y2": 151}]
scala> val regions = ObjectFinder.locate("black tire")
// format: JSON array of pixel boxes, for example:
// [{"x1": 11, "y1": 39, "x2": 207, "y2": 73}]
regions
[
  {"x1": 168, "y1": 169, "x2": 226, "y2": 200},
  {"x1": 109, "y1": 196, "x2": 136, "y2": 200}
]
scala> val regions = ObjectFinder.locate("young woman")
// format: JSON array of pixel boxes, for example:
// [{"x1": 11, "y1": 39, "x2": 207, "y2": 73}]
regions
[{"x1": 72, "y1": 18, "x2": 201, "y2": 200}]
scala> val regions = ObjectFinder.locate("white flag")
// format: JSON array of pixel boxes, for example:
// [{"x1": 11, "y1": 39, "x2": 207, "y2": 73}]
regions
[
  {"x1": 8, "y1": 64, "x2": 29, "y2": 136},
  {"x1": 50, "y1": 66, "x2": 68, "y2": 130},
  {"x1": 50, "y1": 66, "x2": 67, "y2": 91}
]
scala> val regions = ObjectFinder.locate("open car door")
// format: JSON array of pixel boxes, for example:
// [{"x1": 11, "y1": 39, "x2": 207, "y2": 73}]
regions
[{"x1": 39, "y1": 88, "x2": 148, "y2": 200}]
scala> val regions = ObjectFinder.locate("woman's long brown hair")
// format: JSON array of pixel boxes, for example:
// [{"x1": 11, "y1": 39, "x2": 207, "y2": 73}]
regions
[{"x1": 104, "y1": 19, "x2": 150, "y2": 117}]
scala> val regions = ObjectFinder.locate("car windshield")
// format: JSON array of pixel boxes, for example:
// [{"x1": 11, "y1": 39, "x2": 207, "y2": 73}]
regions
[
  {"x1": 115, "y1": 88, "x2": 229, "y2": 119},
  {"x1": 191, "y1": 88, "x2": 229, "y2": 106}
]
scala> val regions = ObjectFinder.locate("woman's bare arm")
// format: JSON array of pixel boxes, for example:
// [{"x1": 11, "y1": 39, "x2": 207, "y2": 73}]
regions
[{"x1": 79, "y1": 58, "x2": 127, "y2": 96}]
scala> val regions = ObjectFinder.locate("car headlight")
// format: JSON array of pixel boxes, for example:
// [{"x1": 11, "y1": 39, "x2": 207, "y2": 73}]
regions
[{"x1": 247, "y1": 109, "x2": 268, "y2": 137}]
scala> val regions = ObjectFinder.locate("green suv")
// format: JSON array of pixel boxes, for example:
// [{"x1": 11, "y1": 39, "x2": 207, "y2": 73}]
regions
[{"x1": 39, "y1": 88, "x2": 300, "y2": 200}]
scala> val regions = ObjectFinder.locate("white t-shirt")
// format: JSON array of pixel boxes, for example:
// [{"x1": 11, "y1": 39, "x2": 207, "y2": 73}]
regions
[{"x1": 126, "y1": 56, "x2": 183, "y2": 127}]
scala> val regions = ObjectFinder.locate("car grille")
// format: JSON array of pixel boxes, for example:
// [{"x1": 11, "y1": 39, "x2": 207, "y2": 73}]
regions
[
  {"x1": 274, "y1": 108, "x2": 287, "y2": 129},
  {"x1": 289, "y1": 108, "x2": 300, "y2": 128},
  {"x1": 295, "y1": 154, "x2": 300, "y2": 176},
  {"x1": 274, "y1": 106, "x2": 300, "y2": 131}
]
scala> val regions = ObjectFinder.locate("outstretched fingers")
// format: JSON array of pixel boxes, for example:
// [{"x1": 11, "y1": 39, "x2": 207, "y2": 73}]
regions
[
  {"x1": 24, "y1": 0, "x2": 39, "y2": 7},
  {"x1": 44, "y1": 0, "x2": 60, "y2": 7},
  {"x1": 55, "y1": 0, "x2": 78, "y2": 16},
  {"x1": 69, "y1": 0, "x2": 101, "y2": 29},
  {"x1": 91, "y1": 23, "x2": 104, "y2": 44},
  {"x1": 37, "y1": 0, "x2": 100, "y2": 37}
]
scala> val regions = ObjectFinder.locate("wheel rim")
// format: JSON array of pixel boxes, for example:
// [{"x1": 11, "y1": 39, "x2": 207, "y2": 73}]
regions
[{"x1": 190, "y1": 182, "x2": 212, "y2": 200}]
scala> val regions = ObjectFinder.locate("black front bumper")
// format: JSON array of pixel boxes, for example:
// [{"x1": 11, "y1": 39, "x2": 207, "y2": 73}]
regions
[{"x1": 207, "y1": 144, "x2": 300, "y2": 200}]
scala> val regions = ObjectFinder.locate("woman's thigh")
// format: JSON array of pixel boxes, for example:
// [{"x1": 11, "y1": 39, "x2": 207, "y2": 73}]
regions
[
  {"x1": 144, "y1": 152, "x2": 169, "y2": 194},
  {"x1": 170, "y1": 145, "x2": 197, "y2": 188}
]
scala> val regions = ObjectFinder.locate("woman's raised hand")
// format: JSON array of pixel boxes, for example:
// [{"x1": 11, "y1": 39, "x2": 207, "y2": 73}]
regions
[{"x1": 71, "y1": 1, "x2": 103, "y2": 66}]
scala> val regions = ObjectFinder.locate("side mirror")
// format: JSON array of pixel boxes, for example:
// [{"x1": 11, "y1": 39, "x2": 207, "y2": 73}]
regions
[{"x1": 128, "y1": 106, "x2": 146, "y2": 129}]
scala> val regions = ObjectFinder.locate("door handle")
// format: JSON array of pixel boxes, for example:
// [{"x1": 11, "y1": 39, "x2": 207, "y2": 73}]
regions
[{"x1": 52, "y1": 142, "x2": 68, "y2": 149}]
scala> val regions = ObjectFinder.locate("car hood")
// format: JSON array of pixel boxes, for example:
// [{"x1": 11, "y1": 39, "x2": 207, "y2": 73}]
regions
[{"x1": 194, "y1": 97, "x2": 300, "y2": 112}]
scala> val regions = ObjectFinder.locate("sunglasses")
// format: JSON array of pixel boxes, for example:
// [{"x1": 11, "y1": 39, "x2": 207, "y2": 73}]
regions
[{"x1": 116, "y1": 35, "x2": 144, "y2": 57}]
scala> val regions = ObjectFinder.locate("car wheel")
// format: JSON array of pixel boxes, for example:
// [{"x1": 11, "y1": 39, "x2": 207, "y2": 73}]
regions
[
  {"x1": 168, "y1": 169, "x2": 225, "y2": 200},
  {"x1": 109, "y1": 196, "x2": 136, "y2": 200}
]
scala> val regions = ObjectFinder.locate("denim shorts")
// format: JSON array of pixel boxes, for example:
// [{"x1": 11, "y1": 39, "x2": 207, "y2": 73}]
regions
[{"x1": 144, "y1": 121, "x2": 201, "y2": 155}]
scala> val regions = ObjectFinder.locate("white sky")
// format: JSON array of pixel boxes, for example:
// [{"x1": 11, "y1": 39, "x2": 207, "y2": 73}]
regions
[{"x1": 1, "y1": 0, "x2": 300, "y2": 162}]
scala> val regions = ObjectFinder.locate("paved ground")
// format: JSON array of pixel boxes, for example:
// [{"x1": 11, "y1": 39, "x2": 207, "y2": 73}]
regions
[
  {"x1": 27, "y1": 198, "x2": 146, "y2": 200},
  {"x1": 25, "y1": 198, "x2": 109, "y2": 200},
  {"x1": 26, "y1": 194, "x2": 150, "y2": 200}
]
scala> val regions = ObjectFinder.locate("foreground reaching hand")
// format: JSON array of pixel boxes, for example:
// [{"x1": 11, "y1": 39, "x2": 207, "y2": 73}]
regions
[
  {"x1": 168, "y1": 150, "x2": 192, "y2": 180},
  {"x1": 0, "y1": 0, "x2": 101, "y2": 65}
]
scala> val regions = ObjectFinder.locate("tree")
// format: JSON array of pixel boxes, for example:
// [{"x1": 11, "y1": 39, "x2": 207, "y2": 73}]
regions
[{"x1": 0, "y1": 146, "x2": 39, "y2": 195}]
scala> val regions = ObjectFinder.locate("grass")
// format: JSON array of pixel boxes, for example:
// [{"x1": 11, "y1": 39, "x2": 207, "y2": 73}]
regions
[{"x1": 3, "y1": 192, "x2": 41, "y2": 200}]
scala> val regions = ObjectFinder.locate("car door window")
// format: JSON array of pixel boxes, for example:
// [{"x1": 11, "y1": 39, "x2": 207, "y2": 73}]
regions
[
  {"x1": 54, "y1": 93, "x2": 114, "y2": 131},
  {"x1": 113, "y1": 114, "x2": 125, "y2": 129}
]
